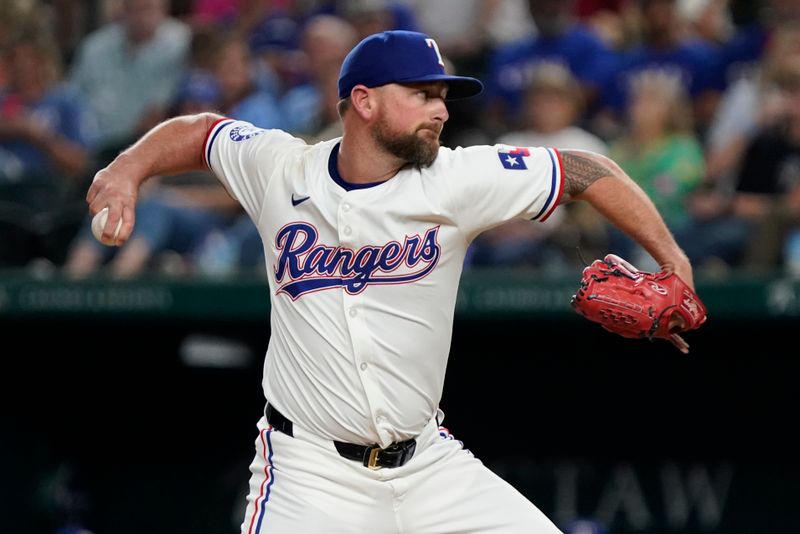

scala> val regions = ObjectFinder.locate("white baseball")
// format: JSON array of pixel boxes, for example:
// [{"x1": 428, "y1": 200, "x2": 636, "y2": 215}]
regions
[{"x1": 91, "y1": 207, "x2": 123, "y2": 245}]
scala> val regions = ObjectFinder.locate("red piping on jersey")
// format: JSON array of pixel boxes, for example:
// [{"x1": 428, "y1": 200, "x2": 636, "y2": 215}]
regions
[
  {"x1": 540, "y1": 148, "x2": 564, "y2": 222},
  {"x1": 203, "y1": 117, "x2": 231, "y2": 169},
  {"x1": 247, "y1": 426, "x2": 272, "y2": 534}
]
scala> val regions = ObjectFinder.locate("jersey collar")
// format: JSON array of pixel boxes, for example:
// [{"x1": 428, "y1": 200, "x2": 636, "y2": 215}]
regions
[{"x1": 328, "y1": 142, "x2": 391, "y2": 191}]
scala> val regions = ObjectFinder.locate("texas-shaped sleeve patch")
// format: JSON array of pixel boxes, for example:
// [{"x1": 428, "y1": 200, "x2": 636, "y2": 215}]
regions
[{"x1": 497, "y1": 146, "x2": 530, "y2": 170}]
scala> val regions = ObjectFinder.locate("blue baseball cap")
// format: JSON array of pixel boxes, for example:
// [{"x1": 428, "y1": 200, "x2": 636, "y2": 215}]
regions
[{"x1": 338, "y1": 30, "x2": 483, "y2": 100}]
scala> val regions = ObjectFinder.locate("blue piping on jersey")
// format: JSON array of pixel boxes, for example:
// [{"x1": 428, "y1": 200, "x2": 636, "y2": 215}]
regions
[
  {"x1": 531, "y1": 148, "x2": 558, "y2": 220},
  {"x1": 328, "y1": 142, "x2": 390, "y2": 191},
  {"x1": 254, "y1": 428, "x2": 276, "y2": 533},
  {"x1": 206, "y1": 120, "x2": 232, "y2": 170}
]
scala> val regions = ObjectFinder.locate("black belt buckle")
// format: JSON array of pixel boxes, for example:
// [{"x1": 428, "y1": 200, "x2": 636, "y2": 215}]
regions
[
  {"x1": 268, "y1": 403, "x2": 419, "y2": 469},
  {"x1": 363, "y1": 439, "x2": 417, "y2": 470}
]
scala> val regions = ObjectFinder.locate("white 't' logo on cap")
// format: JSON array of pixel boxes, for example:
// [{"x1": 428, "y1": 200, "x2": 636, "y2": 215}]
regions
[{"x1": 425, "y1": 38, "x2": 445, "y2": 68}]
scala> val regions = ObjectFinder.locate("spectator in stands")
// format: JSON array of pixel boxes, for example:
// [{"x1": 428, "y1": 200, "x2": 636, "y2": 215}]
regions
[
  {"x1": 187, "y1": 0, "x2": 276, "y2": 37},
  {"x1": 727, "y1": 58, "x2": 800, "y2": 273},
  {"x1": 207, "y1": 30, "x2": 285, "y2": 129},
  {"x1": 485, "y1": 0, "x2": 617, "y2": 131},
  {"x1": 601, "y1": 0, "x2": 723, "y2": 136},
  {"x1": 280, "y1": 15, "x2": 358, "y2": 136},
  {"x1": 573, "y1": 0, "x2": 636, "y2": 50},
  {"x1": 68, "y1": 0, "x2": 190, "y2": 163},
  {"x1": 704, "y1": 19, "x2": 800, "y2": 187},
  {"x1": 575, "y1": 0, "x2": 629, "y2": 20},
  {"x1": 715, "y1": 0, "x2": 800, "y2": 91},
  {"x1": 309, "y1": 64, "x2": 346, "y2": 142},
  {"x1": 300, "y1": 14, "x2": 357, "y2": 87},
  {"x1": 678, "y1": 0, "x2": 733, "y2": 46},
  {"x1": 248, "y1": 12, "x2": 305, "y2": 98},
  {"x1": 681, "y1": 21, "x2": 800, "y2": 272},
  {"x1": 324, "y1": 0, "x2": 419, "y2": 40},
  {"x1": 497, "y1": 63, "x2": 607, "y2": 154},
  {"x1": 0, "y1": 35, "x2": 96, "y2": 182},
  {"x1": 186, "y1": 0, "x2": 243, "y2": 28},
  {"x1": 481, "y1": 0, "x2": 538, "y2": 49},
  {"x1": 0, "y1": 33, "x2": 98, "y2": 267},
  {"x1": 608, "y1": 69, "x2": 705, "y2": 268},
  {"x1": 469, "y1": 64, "x2": 609, "y2": 269},
  {"x1": 408, "y1": 0, "x2": 496, "y2": 71},
  {"x1": 0, "y1": 1, "x2": 46, "y2": 86}
]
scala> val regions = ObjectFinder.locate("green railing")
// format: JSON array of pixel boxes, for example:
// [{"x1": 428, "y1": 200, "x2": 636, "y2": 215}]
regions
[{"x1": 2, "y1": 270, "x2": 799, "y2": 320}]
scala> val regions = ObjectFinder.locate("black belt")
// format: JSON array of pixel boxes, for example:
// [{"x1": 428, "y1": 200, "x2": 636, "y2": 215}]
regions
[{"x1": 266, "y1": 403, "x2": 417, "y2": 469}]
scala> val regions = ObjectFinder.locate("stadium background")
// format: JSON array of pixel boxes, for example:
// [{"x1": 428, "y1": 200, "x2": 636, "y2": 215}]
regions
[{"x1": 2, "y1": 0, "x2": 800, "y2": 533}]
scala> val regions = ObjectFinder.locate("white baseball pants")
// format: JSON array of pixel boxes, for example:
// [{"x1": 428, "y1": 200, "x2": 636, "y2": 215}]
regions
[{"x1": 240, "y1": 413, "x2": 562, "y2": 534}]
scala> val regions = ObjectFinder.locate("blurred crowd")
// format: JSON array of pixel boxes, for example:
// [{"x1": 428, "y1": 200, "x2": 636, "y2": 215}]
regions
[{"x1": 2, "y1": 0, "x2": 800, "y2": 279}]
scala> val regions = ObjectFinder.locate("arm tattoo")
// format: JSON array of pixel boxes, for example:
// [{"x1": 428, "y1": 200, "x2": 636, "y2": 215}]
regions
[{"x1": 560, "y1": 151, "x2": 613, "y2": 199}]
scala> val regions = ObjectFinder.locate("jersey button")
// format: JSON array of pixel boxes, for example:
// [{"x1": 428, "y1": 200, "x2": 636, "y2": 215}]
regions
[
  {"x1": 343, "y1": 226, "x2": 352, "y2": 236},
  {"x1": 376, "y1": 414, "x2": 387, "y2": 424},
  {"x1": 342, "y1": 203, "x2": 351, "y2": 212},
  {"x1": 349, "y1": 308, "x2": 358, "y2": 317},
  {"x1": 359, "y1": 362, "x2": 368, "y2": 371}
]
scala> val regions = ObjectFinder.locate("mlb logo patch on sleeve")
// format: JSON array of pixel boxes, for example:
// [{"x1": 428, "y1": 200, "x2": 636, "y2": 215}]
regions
[{"x1": 497, "y1": 146, "x2": 530, "y2": 170}]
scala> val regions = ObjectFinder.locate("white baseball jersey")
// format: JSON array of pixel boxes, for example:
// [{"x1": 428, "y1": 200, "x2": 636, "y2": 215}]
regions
[{"x1": 205, "y1": 118, "x2": 563, "y2": 449}]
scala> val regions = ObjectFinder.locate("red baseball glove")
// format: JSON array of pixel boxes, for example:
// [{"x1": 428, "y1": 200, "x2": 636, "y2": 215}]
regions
[{"x1": 571, "y1": 254, "x2": 707, "y2": 353}]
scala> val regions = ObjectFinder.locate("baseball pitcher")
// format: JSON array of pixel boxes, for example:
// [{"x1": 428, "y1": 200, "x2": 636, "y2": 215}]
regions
[{"x1": 87, "y1": 31, "x2": 704, "y2": 533}]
